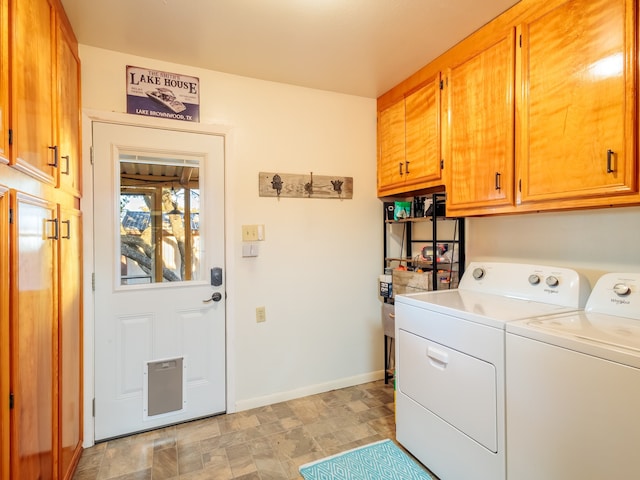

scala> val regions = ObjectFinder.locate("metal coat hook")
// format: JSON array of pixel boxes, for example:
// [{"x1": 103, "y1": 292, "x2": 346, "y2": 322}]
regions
[
  {"x1": 270, "y1": 174, "x2": 283, "y2": 197},
  {"x1": 331, "y1": 179, "x2": 343, "y2": 195},
  {"x1": 304, "y1": 172, "x2": 313, "y2": 197}
]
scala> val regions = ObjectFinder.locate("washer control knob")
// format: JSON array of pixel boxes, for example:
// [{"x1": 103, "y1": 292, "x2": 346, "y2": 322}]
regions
[
  {"x1": 613, "y1": 283, "x2": 631, "y2": 296},
  {"x1": 545, "y1": 276, "x2": 559, "y2": 287},
  {"x1": 472, "y1": 268, "x2": 485, "y2": 280},
  {"x1": 528, "y1": 274, "x2": 541, "y2": 285}
]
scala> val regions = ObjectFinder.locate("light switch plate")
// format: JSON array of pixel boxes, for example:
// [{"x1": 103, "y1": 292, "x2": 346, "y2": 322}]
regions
[
  {"x1": 242, "y1": 244, "x2": 259, "y2": 257},
  {"x1": 242, "y1": 225, "x2": 259, "y2": 242}
]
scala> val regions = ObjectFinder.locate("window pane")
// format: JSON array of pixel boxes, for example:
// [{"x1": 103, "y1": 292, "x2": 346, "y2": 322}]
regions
[{"x1": 119, "y1": 158, "x2": 200, "y2": 285}]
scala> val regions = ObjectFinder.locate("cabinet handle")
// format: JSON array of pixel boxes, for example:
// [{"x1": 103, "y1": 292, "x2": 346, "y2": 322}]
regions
[
  {"x1": 495, "y1": 172, "x2": 501, "y2": 190},
  {"x1": 61, "y1": 155, "x2": 70, "y2": 175},
  {"x1": 607, "y1": 149, "x2": 615, "y2": 173},
  {"x1": 48, "y1": 145, "x2": 59, "y2": 168},
  {"x1": 46, "y1": 218, "x2": 59, "y2": 240},
  {"x1": 405, "y1": 161, "x2": 410, "y2": 174},
  {"x1": 61, "y1": 220, "x2": 71, "y2": 239},
  {"x1": 399, "y1": 162, "x2": 404, "y2": 176}
]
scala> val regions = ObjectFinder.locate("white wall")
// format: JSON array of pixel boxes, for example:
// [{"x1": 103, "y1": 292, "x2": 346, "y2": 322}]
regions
[
  {"x1": 78, "y1": 45, "x2": 640, "y2": 435},
  {"x1": 466, "y1": 205, "x2": 640, "y2": 288},
  {"x1": 79, "y1": 46, "x2": 382, "y2": 416}
]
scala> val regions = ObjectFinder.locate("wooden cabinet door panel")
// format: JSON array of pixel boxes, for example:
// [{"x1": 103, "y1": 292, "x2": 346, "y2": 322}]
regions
[
  {"x1": 10, "y1": 192, "x2": 57, "y2": 480},
  {"x1": 58, "y1": 206, "x2": 82, "y2": 479},
  {"x1": 446, "y1": 32, "x2": 516, "y2": 212},
  {"x1": 0, "y1": 185, "x2": 9, "y2": 480},
  {"x1": 0, "y1": 0, "x2": 8, "y2": 164},
  {"x1": 518, "y1": 0, "x2": 636, "y2": 203},
  {"x1": 405, "y1": 76, "x2": 441, "y2": 188},
  {"x1": 11, "y1": 0, "x2": 56, "y2": 184},
  {"x1": 378, "y1": 99, "x2": 406, "y2": 190},
  {"x1": 57, "y1": 20, "x2": 81, "y2": 197}
]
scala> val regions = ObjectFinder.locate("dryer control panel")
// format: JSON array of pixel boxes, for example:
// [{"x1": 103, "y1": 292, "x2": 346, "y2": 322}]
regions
[{"x1": 459, "y1": 262, "x2": 590, "y2": 308}]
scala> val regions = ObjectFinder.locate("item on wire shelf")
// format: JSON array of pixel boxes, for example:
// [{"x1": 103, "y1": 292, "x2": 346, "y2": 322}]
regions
[
  {"x1": 379, "y1": 274, "x2": 393, "y2": 298},
  {"x1": 413, "y1": 197, "x2": 426, "y2": 217},
  {"x1": 384, "y1": 202, "x2": 396, "y2": 221},
  {"x1": 394, "y1": 201, "x2": 412, "y2": 220},
  {"x1": 425, "y1": 196, "x2": 446, "y2": 217}
]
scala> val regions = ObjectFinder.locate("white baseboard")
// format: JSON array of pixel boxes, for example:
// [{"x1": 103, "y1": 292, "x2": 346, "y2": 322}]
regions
[{"x1": 233, "y1": 370, "x2": 385, "y2": 412}]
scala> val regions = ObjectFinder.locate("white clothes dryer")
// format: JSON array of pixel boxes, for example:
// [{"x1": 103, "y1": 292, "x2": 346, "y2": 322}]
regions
[{"x1": 394, "y1": 262, "x2": 590, "y2": 480}]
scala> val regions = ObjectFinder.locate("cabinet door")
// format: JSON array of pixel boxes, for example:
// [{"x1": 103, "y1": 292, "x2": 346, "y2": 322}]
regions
[
  {"x1": 56, "y1": 19, "x2": 81, "y2": 197},
  {"x1": 405, "y1": 75, "x2": 442, "y2": 189},
  {"x1": 10, "y1": 192, "x2": 57, "y2": 480},
  {"x1": 11, "y1": 0, "x2": 56, "y2": 184},
  {"x1": 0, "y1": 0, "x2": 8, "y2": 164},
  {"x1": 58, "y1": 206, "x2": 82, "y2": 479},
  {"x1": 0, "y1": 185, "x2": 9, "y2": 480},
  {"x1": 377, "y1": 98, "x2": 406, "y2": 191},
  {"x1": 446, "y1": 31, "x2": 516, "y2": 214},
  {"x1": 517, "y1": 0, "x2": 636, "y2": 204}
]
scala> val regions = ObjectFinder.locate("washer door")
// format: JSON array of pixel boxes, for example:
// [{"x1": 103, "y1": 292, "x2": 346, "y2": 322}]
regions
[{"x1": 398, "y1": 329, "x2": 498, "y2": 452}]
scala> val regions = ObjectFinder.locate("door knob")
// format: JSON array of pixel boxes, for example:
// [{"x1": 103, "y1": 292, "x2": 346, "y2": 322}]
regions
[{"x1": 203, "y1": 292, "x2": 223, "y2": 303}]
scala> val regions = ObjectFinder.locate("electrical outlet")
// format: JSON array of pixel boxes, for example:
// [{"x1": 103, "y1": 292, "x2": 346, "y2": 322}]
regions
[{"x1": 256, "y1": 306, "x2": 266, "y2": 323}]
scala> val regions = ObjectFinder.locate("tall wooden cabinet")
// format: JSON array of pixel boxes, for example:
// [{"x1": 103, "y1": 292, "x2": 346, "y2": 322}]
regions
[
  {"x1": 0, "y1": 3, "x2": 8, "y2": 475},
  {"x1": 6, "y1": 193, "x2": 82, "y2": 480},
  {"x1": 1, "y1": 0, "x2": 83, "y2": 479}
]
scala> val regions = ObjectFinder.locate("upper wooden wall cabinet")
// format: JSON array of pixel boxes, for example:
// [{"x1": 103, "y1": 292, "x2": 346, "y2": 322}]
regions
[
  {"x1": 10, "y1": 0, "x2": 82, "y2": 197},
  {"x1": 377, "y1": 0, "x2": 639, "y2": 216},
  {"x1": 377, "y1": 73, "x2": 442, "y2": 197},
  {"x1": 56, "y1": 14, "x2": 82, "y2": 197},
  {"x1": 445, "y1": 30, "x2": 516, "y2": 214},
  {"x1": 516, "y1": 0, "x2": 636, "y2": 208}
]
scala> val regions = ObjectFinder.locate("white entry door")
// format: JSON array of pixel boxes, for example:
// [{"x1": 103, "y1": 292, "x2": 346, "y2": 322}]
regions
[{"x1": 92, "y1": 122, "x2": 226, "y2": 440}]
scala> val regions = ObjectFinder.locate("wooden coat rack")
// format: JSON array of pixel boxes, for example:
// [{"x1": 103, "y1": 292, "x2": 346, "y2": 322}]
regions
[{"x1": 258, "y1": 172, "x2": 353, "y2": 199}]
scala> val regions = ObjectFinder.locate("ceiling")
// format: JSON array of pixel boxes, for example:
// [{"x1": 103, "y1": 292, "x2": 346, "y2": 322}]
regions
[{"x1": 60, "y1": 0, "x2": 520, "y2": 99}]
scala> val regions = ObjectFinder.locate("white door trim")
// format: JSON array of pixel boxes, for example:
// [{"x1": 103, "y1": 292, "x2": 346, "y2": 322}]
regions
[{"x1": 80, "y1": 109, "x2": 237, "y2": 447}]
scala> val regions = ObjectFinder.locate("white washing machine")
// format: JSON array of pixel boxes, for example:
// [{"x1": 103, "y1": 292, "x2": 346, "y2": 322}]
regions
[
  {"x1": 394, "y1": 262, "x2": 590, "y2": 480},
  {"x1": 506, "y1": 272, "x2": 640, "y2": 480}
]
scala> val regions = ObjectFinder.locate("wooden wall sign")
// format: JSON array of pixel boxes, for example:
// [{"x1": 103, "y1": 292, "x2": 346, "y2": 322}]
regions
[{"x1": 259, "y1": 172, "x2": 353, "y2": 199}]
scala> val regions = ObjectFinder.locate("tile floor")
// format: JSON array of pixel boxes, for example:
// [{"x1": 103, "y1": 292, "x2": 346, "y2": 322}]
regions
[{"x1": 72, "y1": 380, "x2": 437, "y2": 480}]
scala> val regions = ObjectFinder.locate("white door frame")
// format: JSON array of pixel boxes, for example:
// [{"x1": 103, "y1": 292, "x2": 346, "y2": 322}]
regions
[{"x1": 80, "y1": 110, "x2": 237, "y2": 447}]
